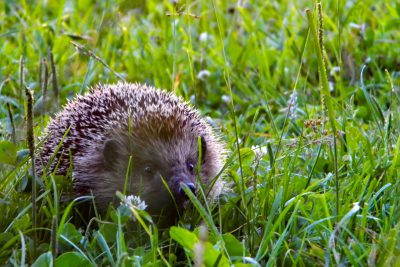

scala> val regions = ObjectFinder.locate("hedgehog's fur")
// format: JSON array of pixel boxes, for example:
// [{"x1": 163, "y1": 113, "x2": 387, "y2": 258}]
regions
[{"x1": 37, "y1": 82, "x2": 225, "y2": 224}]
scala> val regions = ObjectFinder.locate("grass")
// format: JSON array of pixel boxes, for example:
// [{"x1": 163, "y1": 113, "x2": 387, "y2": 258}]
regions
[{"x1": 1, "y1": 0, "x2": 400, "y2": 266}]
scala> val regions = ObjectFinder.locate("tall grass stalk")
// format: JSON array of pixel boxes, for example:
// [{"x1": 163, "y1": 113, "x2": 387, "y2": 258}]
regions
[
  {"x1": 306, "y1": 4, "x2": 340, "y2": 217},
  {"x1": 25, "y1": 87, "x2": 37, "y2": 259}
]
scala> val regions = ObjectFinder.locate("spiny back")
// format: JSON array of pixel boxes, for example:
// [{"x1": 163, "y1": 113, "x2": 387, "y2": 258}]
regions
[{"x1": 38, "y1": 82, "x2": 223, "y2": 179}]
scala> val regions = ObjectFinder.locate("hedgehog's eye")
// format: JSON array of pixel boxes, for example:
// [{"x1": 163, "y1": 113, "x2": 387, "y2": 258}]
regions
[
  {"x1": 187, "y1": 162, "x2": 195, "y2": 174},
  {"x1": 144, "y1": 166, "x2": 152, "y2": 174}
]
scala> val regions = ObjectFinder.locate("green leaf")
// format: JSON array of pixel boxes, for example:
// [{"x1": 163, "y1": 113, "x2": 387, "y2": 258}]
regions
[
  {"x1": 169, "y1": 226, "x2": 198, "y2": 250},
  {"x1": 31, "y1": 252, "x2": 52, "y2": 267},
  {"x1": 99, "y1": 223, "x2": 118, "y2": 243},
  {"x1": 222, "y1": 233, "x2": 249, "y2": 257},
  {"x1": 59, "y1": 223, "x2": 83, "y2": 248},
  {"x1": 55, "y1": 252, "x2": 94, "y2": 267},
  {"x1": 0, "y1": 140, "x2": 17, "y2": 165},
  {"x1": 202, "y1": 243, "x2": 230, "y2": 267}
]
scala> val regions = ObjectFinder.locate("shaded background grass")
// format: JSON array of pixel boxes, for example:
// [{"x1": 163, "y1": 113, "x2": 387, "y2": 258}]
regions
[{"x1": 0, "y1": 0, "x2": 400, "y2": 265}]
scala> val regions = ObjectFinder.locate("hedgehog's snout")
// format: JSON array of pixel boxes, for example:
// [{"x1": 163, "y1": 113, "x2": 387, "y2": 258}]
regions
[
  {"x1": 178, "y1": 182, "x2": 196, "y2": 197},
  {"x1": 171, "y1": 169, "x2": 196, "y2": 199}
]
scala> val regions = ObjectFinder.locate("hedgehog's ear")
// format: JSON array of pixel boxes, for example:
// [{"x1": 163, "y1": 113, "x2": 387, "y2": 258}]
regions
[
  {"x1": 103, "y1": 139, "x2": 121, "y2": 168},
  {"x1": 200, "y1": 136, "x2": 207, "y2": 163}
]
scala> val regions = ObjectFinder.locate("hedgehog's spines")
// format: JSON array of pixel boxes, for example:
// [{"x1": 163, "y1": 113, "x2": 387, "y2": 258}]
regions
[{"x1": 38, "y1": 82, "x2": 226, "y2": 222}]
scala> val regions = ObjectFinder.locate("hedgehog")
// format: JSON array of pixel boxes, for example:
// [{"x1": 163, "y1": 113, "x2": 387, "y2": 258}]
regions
[{"x1": 36, "y1": 82, "x2": 225, "y2": 225}]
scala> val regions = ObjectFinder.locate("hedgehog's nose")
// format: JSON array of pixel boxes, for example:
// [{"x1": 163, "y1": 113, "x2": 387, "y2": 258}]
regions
[{"x1": 179, "y1": 182, "x2": 196, "y2": 197}]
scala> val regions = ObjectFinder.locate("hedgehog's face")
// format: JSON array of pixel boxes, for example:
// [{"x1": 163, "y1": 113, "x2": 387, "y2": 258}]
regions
[
  {"x1": 131, "y1": 135, "x2": 207, "y2": 207},
  {"x1": 101, "y1": 133, "x2": 214, "y2": 224}
]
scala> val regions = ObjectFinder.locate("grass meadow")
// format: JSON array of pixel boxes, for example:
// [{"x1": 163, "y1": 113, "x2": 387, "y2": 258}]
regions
[{"x1": 1, "y1": 0, "x2": 400, "y2": 266}]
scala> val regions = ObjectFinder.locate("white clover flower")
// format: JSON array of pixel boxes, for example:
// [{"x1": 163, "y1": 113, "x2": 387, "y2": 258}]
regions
[
  {"x1": 221, "y1": 94, "x2": 230, "y2": 103},
  {"x1": 120, "y1": 194, "x2": 147, "y2": 211},
  {"x1": 197, "y1": 69, "x2": 210, "y2": 80},
  {"x1": 199, "y1": 32, "x2": 209, "y2": 42}
]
